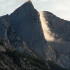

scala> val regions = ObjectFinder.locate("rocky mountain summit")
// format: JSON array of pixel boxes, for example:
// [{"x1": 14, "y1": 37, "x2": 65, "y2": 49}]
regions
[{"x1": 0, "y1": 0, "x2": 70, "y2": 70}]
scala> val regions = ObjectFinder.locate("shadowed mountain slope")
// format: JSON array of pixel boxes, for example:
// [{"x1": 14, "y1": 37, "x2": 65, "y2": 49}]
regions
[{"x1": 10, "y1": 1, "x2": 48, "y2": 57}]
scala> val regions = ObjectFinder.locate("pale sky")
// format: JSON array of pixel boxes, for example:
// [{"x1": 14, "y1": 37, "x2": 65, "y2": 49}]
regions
[{"x1": 0, "y1": 0, "x2": 70, "y2": 21}]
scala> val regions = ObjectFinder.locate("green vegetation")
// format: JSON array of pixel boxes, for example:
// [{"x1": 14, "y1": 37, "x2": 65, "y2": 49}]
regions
[
  {"x1": 5, "y1": 49, "x2": 49, "y2": 70},
  {"x1": 0, "y1": 49, "x2": 68, "y2": 70}
]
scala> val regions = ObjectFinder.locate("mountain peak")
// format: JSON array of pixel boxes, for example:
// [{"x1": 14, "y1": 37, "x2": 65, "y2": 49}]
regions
[
  {"x1": 22, "y1": 0, "x2": 33, "y2": 7},
  {"x1": 26, "y1": 0, "x2": 32, "y2": 3},
  {"x1": 10, "y1": 0, "x2": 34, "y2": 15}
]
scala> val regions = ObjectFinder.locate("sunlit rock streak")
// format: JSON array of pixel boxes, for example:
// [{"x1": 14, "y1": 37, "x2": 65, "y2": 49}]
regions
[{"x1": 39, "y1": 11, "x2": 55, "y2": 41}]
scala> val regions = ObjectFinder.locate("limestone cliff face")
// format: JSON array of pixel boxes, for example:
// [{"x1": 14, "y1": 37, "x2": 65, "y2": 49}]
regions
[{"x1": 0, "y1": 0, "x2": 70, "y2": 69}]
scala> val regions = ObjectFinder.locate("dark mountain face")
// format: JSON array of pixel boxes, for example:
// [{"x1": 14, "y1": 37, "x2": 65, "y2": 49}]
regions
[
  {"x1": 0, "y1": 15, "x2": 9, "y2": 40},
  {"x1": 10, "y1": 1, "x2": 48, "y2": 57},
  {"x1": 0, "y1": 0, "x2": 70, "y2": 69}
]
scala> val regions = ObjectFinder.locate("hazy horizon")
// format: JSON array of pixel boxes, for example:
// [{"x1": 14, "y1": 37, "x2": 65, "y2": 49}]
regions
[{"x1": 0, "y1": 0, "x2": 70, "y2": 21}]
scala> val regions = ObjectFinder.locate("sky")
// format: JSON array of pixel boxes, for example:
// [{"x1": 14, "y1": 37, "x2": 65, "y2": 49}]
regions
[{"x1": 0, "y1": 0, "x2": 70, "y2": 21}]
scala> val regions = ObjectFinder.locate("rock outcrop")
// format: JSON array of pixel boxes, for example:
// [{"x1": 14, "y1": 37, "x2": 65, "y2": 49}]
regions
[
  {"x1": 10, "y1": 1, "x2": 48, "y2": 57},
  {"x1": 0, "y1": 0, "x2": 70, "y2": 69},
  {"x1": 0, "y1": 15, "x2": 9, "y2": 40},
  {"x1": 39, "y1": 11, "x2": 70, "y2": 69}
]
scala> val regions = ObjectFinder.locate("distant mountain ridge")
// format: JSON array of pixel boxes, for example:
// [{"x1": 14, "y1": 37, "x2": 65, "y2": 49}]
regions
[{"x1": 0, "y1": 0, "x2": 70, "y2": 69}]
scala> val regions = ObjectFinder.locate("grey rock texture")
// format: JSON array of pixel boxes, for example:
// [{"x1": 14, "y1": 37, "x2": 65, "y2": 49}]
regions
[
  {"x1": 42, "y1": 11, "x2": 70, "y2": 69},
  {"x1": 0, "y1": 15, "x2": 9, "y2": 40},
  {"x1": 0, "y1": 0, "x2": 70, "y2": 69},
  {"x1": 10, "y1": 1, "x2": 48, "y2": 57},
  {"x1": 9, "y1": 1, "x2": 70, "y2": 69},
  {"x1": 43, "y1": 11, "x2": 70, "y2": 41}
]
